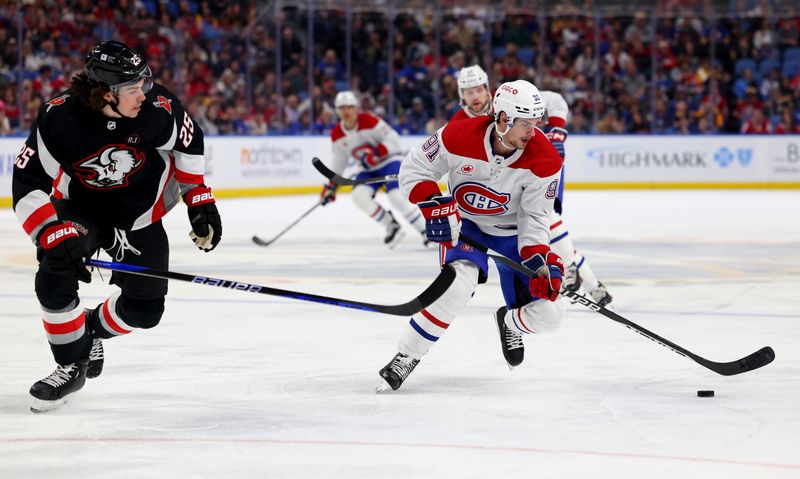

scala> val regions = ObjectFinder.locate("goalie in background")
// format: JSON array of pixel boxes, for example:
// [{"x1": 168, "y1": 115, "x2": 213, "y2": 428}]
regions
[{"x1": 319, "y1": 91, "x2": 428, "y2": 248}]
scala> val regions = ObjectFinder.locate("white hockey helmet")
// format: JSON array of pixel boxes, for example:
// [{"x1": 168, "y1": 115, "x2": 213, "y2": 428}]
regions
[
  {"x1": 492, "y1": 80, "x2": 546, "y2": 125},
  {"x1": 334, "y1": 91, "x2": 358, "y2": 109},
  {"x1": 457, "y1": 65, "x2": 489, "y2": 103}
]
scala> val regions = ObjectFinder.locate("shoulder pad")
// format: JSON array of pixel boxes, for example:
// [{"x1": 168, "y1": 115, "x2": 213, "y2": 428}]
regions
[
  {"x1": 441, "y1": 116, "x2": 493, "y2": 161},
  {"x1": 331, "y1": 123, "x2": 345, "y2": 142},
  {"x1": 509, "y1": 129, "x2": 563, "y2": 177},
  {"x1": 357, "y1": 113, "x2": 380, "y2": 130}
]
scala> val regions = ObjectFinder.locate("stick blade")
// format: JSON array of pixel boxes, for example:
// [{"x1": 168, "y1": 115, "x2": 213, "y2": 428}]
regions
[
  {"x1": 252, "y1": 235, "x2": 274, "y2": 247},
  {"x1": 705, "y1": 346, "x2": 776, "y2": 376}
]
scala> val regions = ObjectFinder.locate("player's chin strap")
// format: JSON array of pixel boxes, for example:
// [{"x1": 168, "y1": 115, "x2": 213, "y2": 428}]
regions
[
  {"x1": 106, "y1": 97, "x2": 130, "y2": 119},
  {"x1": 493, "y1": 121, "x2": 514, "y2": 150}
]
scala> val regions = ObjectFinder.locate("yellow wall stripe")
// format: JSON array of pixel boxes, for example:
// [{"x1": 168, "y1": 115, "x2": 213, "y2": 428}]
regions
[{"x1": 2, "y1": 181, "x2": 799, "y2": 208}]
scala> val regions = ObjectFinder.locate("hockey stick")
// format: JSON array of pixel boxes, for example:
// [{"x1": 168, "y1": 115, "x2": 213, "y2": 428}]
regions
[
  {"x1": 252, "y1": 201, "x2": 321, "y2": 247},
  {"x1": 312, "y1": 157, "x2": 397, "y2": 186},
  {"x1": 458, "y1": 235, "x2": 775, "y2": 376},
  {"x1": 86, "y1": 259, "x2": 456, "y2": 316}
]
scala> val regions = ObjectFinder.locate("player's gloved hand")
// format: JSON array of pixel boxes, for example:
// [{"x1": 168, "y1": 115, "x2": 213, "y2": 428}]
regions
[
  {"x1": 522, "y1": 250, "x2": 564, "y2": 301},
  {"x1": 184, "y1": 185, "x2": 222, "y2": 252},
  {"x1": 544, "y1": 126, "x2": 568, "y2": 158},
  {"x1": 37, "y1": 221, "x2": 91, "y2": 283},
  {"x1": 358, "y1": 147, "x2": 381, "y2": 169},
  {"x1": 320, "y1": 181, "x2": 337, "y2": 206},
  {"x1": 418, "y1": 195, "x2": 461, "y2": 249}
]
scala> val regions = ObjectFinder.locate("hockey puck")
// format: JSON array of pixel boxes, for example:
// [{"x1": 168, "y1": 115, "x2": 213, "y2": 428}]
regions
[{"x1": 697, "y1": 390, "x2": 715, "y2": 397}]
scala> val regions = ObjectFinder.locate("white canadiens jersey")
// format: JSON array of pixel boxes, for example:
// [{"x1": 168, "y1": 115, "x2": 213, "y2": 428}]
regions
[
  {"x1": 540, "y1": 90, "x2": 569, "y2": 127},
  {"x1": 400, "y1": 116, "x2": 563, "y2": 251},
  {"x1": 329, "y1": 112, "x2": 402, "y2": 174}
]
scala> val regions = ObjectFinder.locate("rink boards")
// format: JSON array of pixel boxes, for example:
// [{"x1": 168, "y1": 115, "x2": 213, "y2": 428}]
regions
[{"x1": 2, "y1": 134, "x2": 799, "y2": 207}]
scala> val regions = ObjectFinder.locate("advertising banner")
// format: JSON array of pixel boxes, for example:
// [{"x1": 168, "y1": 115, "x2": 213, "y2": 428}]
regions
[{"x1": 2, "y1": 134, "x2": 799, "y2": 206}]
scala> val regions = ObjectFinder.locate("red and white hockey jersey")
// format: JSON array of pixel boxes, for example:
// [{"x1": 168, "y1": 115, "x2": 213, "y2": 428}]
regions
[
  {"x1": 329, "y1": 113, "x2": 402, "y2": 174},
  {"x1": 400, "y1": 116, "x2": 563, "y2": 256}
]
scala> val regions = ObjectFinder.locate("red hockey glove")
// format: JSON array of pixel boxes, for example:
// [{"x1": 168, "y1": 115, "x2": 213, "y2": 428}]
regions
[
  {"x1": 37, "y1": 221, "x2": 91, "y2": 283},
  {"x1": 320, "y1": 181, "x2": 337, "y2": 206},
  {"x1": 522, "y1": 250, "x2": 564, "y2": 301},
  {"x1": 418, "y1": 195, "x2": 461, "y2": 249},
  {"x1": 184, "y1": 185, "x2": 222, "y2": 252},
  {"x1": 359, "y1": 147, "x2": 382, "y2": 169}
]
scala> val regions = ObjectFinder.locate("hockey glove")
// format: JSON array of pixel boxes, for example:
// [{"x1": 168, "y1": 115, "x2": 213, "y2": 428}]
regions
[
  {"x1": 184, "y1": 185, "x2": 222, "y2": 252},
  {"x1": 358, "y1": 147, "x2": 381, "y2": 169},
  {"x1": 522, "y1": 250, "x2": 564, "y2": 302},
  {"x1": 320, "y1": 181, "x2": 337, "y2": 206},
  {"x1": 37, "y1": 221, "x2": 91, "y2": 283},
  {"x1": 545, "y1": 126, "x2": 568, "y2": 158},
  {"x1": 418, "y1": 195, "x2": 461, "y2": 249}
]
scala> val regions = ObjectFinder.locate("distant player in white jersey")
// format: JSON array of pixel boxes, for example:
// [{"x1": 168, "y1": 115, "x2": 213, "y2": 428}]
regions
[
  {"x1": 538, "y1": 91, "x2": 613, "y2": 307},
  {"x1": 378, "y1": 80, "x2": 566, "y2": 391},
  {"x1": 320, "y1": 91, "x2": 427, "y2": 247},
  {"x1": 450, "y1": 65, "x2": 492, "y2": 121},
  {"x1": 450, "y1": 65, "x2": 613, "y2": 307}
]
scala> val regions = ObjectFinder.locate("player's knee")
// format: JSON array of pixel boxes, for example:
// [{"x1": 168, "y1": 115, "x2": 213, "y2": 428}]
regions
[
  {"x1": 118, "y1": 296, "x2": 165, "y2": 329},
  {"x1": 351, "y1": 185, "x2": 375, "y2": 209},
  {"x1": 520, "y1": 299, "x2": 565, "y2": 334}
]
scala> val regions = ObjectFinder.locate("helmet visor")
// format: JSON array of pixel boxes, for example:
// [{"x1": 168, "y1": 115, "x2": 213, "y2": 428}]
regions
[{"x1": 110, "y1": 66, "x2": 153, "y2": 96}]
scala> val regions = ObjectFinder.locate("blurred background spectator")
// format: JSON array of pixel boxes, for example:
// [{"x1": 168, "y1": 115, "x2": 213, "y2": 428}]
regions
[{"x1": 1, "y1": 0, "x2": 798, "y2": 136}]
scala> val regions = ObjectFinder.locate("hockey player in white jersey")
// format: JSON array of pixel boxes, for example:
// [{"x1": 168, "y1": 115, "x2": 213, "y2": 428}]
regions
[
  {"x1": 378, "y1": 80, "x2": 566, "y2": 391},
  {"x1": 450, "y1": 69, "x2": 613, "y2": 307},
  {"x1": 320, "y1": 91, "x2": 426, "y2": 247},
  {"x1": 539, "y1": 91, "x2": 613, "y2": 307},
  {"x1": 450, "y1": 65, "x2": 492, "y2": 121}
]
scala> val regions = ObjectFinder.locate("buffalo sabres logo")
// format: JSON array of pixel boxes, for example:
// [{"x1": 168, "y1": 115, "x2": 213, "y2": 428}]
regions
[{"x1": 74, "y1": 145, "x2": 145, "y2": 189}]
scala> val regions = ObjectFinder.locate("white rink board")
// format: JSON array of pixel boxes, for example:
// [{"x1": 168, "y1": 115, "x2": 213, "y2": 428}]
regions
[{"x1": 2, "y1": 135, "x2": 800, "y2": 202}]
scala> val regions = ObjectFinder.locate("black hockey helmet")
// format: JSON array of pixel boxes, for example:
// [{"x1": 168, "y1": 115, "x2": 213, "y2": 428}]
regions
[{"x1": 85, "y1": 40, "x2": 153, "y2": 94}]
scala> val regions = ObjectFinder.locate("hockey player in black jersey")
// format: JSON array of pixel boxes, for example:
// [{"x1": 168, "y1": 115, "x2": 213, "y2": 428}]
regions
[{"x1": 12, "y1": 40, "x2": 222, "y2": 412}]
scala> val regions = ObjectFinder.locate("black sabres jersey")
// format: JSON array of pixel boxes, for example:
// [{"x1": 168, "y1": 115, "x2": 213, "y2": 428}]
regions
[{"x1": 12, "y1": 83, "x2": 207, "y2": 241}]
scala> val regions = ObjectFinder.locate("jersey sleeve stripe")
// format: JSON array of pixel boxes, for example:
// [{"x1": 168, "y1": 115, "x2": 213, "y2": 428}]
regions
[
  {"x1": 173, "y1": 151, "x2": 205, "y2": 175},
  {"x1": 36, "y1": 128, "x2": 62, "y2": 179},
  {"x1": 408, "y1": 180, "x2": 442, "y2": 204},
  {"x1": 17, "y1": 191, "x2": 57, "y2": 238}
]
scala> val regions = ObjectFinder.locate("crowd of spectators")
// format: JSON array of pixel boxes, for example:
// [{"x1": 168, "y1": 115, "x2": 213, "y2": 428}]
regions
[{"x1": 1, "y1": 0, "x2": 799, "y2": 137}]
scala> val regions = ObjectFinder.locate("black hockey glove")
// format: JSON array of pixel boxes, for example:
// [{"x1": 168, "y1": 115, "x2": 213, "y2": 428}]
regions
[
  {"x1": 37, "y1": 221, "x2": 91, "y2": 283},
  {"x1": 184, "y1": 185, "x2": 222, "y2": 252}
]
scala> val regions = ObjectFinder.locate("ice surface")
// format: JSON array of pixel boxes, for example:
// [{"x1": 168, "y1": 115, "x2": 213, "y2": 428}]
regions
[{"x1": 1, "y1": 190, "x2": 798, "y2": 478}]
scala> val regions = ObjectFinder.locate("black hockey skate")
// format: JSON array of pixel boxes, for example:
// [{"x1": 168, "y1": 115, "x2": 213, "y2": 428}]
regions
[
  {"x1": 29, "y1": 360, "x2": 88, "y2": 413},
  {"x1": 84, "y1": 308, "x2": 104, "y2": 379},
  {"x1": 563, "y1": 261, "x2": 582, "y2": 292},
  {"x1": 590, "y1": 282, "x2": 613, "y2": 308},
  {"x1": 495, "y1": 306, "x2": 524, "y2": 369},
  {"x1": 377, "y1": 352, "x2": 420, "y2": 392},
  {"x1": 87, "y1": 338, "x2": 104, "y2": 379},
  {"x1": 384, "y1": 214, "x2": 406, "y2": 249}
]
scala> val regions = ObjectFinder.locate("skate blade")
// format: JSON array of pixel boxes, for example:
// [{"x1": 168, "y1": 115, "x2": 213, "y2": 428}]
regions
[
  {"x1": 30, "y1": 397, "x2": 67, "y2": 413},
  {"x1": 375, "y1": 378, "x2": 395, "y2": 394},
  {"x1": 386, "y1": 229, "x2": 406, "y2": 249}
]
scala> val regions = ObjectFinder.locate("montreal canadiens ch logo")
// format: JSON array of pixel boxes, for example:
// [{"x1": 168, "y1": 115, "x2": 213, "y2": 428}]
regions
[
  {"x1": 74, "y1": 145, "x2": 145, "y2": 189},
  {"x1": 452, "y1": 182, "x2": 510, "y2": 215}
]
